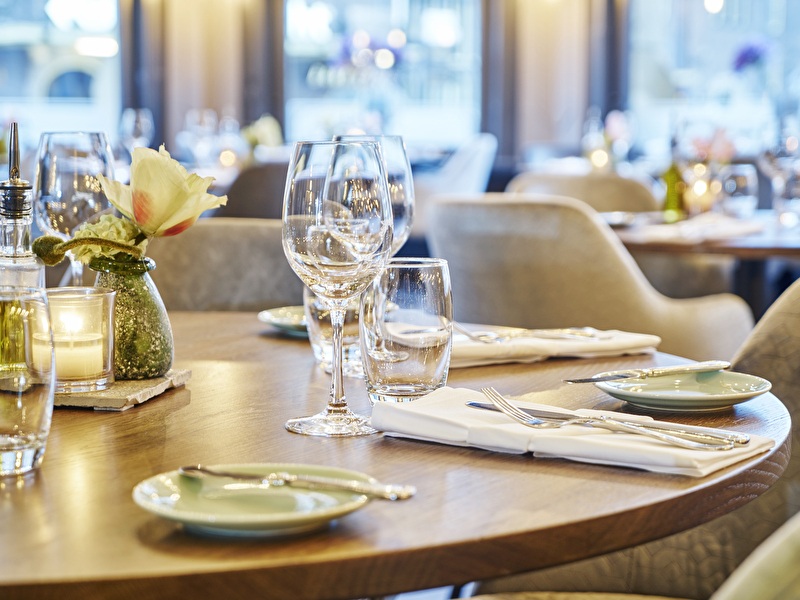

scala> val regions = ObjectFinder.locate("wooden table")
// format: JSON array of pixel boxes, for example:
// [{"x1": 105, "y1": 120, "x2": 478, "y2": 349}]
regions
[
  {"x1": 1, "y1": 312, "x2": 790, "y2": 599},
  {"x1": 616, "y1": 211, "x2": 800, "y2": 317}
]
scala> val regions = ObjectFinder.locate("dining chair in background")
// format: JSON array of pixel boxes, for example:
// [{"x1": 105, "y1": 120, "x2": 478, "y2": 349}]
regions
[
  {"x1": 425, "y1": 193, "x2": 753, "y2": 361},
  {"x1": 409, "y1": 132, "x2": 498, "y2": 241},
  {"x1": 505, "y1": 170, "x2": 737, "y2": 300},
  {"x1": 147, "y1": 217, "x2": 304, "y2": 311},
  {"x1": 213, "y1": 161, "x2": 289, "y2": 219},
  {"x1": 468, "y1": 276, "x2": 800, "y2": 600}
]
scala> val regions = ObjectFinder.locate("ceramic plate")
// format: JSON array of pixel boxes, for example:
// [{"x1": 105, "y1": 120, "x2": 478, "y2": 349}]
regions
[
  {"x1": 257, "y1": 306, "x2": 308, "y2": 338},
  {"x1": 595, "y1": 371, "x2": 771, "y2": 412},
  {"x1": 132, "y1": 463, "x2": 373, "y2": 538}
]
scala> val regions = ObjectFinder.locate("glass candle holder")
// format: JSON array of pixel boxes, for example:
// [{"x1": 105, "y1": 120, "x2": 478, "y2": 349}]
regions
[{"x1": 38, "y1": 287, "x2": 116, "y2": 394}]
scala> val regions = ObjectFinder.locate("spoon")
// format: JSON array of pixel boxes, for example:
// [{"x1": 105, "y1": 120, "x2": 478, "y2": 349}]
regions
[{"x1": 178, "y1": 465, "x2": 416, "y2": 501}]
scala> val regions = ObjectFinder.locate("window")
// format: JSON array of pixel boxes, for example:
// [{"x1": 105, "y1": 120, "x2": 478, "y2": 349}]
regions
[
  {"x1": 627, "y1": 0, "x2": 799, "y2": 163},
  {"x1": 0, "y1": 0, "x2": 122, "y2": 157},
  {"x1": 282, "y1": 0, "x2": 482, "y2": 148}
]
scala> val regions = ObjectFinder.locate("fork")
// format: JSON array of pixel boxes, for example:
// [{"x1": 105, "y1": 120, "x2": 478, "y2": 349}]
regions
[
  {"x1": 452, "y1": 321, "x2": 605, "y2": 343},
  {"x1": 480, "y1": 387, "x2": 734, "y2": 451}
]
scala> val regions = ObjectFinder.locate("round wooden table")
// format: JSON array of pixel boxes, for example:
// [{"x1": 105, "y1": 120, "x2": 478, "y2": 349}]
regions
[{"x1": 1, "y1": 312, "x2": 790, "y2": 599}]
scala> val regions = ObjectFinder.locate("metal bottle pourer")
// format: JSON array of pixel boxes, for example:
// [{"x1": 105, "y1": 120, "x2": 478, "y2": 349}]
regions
[{"x1": 0, "y1": 123, "x2": 33, "y2": 218}]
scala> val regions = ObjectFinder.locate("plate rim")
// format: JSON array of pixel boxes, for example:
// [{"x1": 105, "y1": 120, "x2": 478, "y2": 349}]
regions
[{"x1": 132, "y1": 462, "x2": 372, "y2": 534}]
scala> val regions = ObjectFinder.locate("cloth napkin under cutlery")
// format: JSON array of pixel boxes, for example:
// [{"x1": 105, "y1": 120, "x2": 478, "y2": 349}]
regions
[
  {"x1": 451, "y1": 327, "x2": 661, "y2": 368},
  {"x1": 370, "y1": 387, "x2": 773, "y2": 477}
]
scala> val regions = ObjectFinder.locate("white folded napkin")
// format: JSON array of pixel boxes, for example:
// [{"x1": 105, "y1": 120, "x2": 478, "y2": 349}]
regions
[
  {"x1": 451, "y1": 327, "x2": 660, "y2": 368},
  {"x1": 626, "y1": 212, "x2": 764, "y2": 244},
  {"x1": 370, "y1": 387, "x2": 773, "y2": 477}
]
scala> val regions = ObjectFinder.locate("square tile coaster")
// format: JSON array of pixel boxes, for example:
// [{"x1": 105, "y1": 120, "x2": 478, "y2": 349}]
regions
[{"x1": 54, "y1": 369, "x2": 192, "y2": 411}]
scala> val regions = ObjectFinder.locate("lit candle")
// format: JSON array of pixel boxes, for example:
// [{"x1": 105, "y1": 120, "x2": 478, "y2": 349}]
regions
[{"x1": 34, "y1": 332, "x2": 105, "y2": 379}]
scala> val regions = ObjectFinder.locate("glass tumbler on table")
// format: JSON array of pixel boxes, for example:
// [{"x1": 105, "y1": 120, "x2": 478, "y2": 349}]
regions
[
  {"x1": 282, "y1": 140, "x2": 394, "y2": 437},
  {"x1": 718, "y1": 163, "x2": 759, "y2": 219},
  {"x1": 33, "y1": 132, "x2": 115, "y2": 285},
  {"x1": 0, "y1": 287, "x2": 56, "y2": 476}
]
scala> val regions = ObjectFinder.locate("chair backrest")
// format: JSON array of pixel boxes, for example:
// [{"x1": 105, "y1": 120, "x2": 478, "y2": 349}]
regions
[
  {"x1": 147, "y1": 217, "x2": 303, "y2": 311},
  {"x1": 505, "y1": 171, "x2": 660, "y2": 212},
  {"x1": 214, "y1": 161, "x2": 289, "y2": 219},
  {"x1": 425, "y1": 193, "x2": 753, "y2": 360}
]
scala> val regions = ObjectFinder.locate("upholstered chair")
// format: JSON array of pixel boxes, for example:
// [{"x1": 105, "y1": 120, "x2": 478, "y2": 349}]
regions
[
  {"x1": 147, "y1": 217, "x2": 303, "y2": 311},
  {"x1": 213, "y1": 161, "x2": 289, "y2": 219},
  {"x1": 468, "y1": 276, "x2": 800, "y2": 600},
  {"x1": 425, "y1": 194, "x2": 753, "y2": 362},
  {"x1": 505, "y1": 171, "x2": 736, "y2": 299}
]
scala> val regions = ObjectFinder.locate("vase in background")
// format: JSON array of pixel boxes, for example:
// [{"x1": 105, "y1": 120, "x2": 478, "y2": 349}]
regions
[{"x1": 90, "y1": 257, "x2": 173, "y2": 379}]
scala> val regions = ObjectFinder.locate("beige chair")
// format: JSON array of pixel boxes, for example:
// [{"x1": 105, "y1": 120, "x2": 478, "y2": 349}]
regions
[
  {"x1": 147, "y1": 217, "x2": 303, "y2": 311},
  {"x1": 470, "y1": 276, "x2": 800, "y2": 600},
  {"x1": 505, "y1": 171, "x2": 736, "y2": 299},
  {"x1": 425, "y1": 194, "x2": 753, "y2": 361},
  {"x1": 410, "y1": 132, "x2": 498, "y2": 239}
]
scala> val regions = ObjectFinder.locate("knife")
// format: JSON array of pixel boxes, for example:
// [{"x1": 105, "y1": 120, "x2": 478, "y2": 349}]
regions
[
  {"x1": 465, "y1": 401, "x2": 750, "y2": 446},
  {"x1": 562, "y1": 360, "x2": 731, "y2": 384}
]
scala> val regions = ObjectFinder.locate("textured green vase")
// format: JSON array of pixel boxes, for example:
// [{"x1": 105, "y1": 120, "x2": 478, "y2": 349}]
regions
[{"x1": 90, "y1": 257, "x2": 173, "y2": 380}]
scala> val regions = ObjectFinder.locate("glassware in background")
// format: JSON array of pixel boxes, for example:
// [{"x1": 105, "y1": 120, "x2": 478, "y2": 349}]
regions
[
  {"x1": 118, "y1": 108, "x2": 155, "y2": 157},
  {"x1": 282, "y1": 140, "x2": 393, "y2": 437},
  {"x1": 0, "y1": 286, "x2": 55, "y2": 477},
  {"x1": 33, "y1": 132, "x2": 115, "y2": 286},
  {"x1": 303, "y1": 286, "x2": 362, "y2": 377},
  {"x1": 360, "y1": 258, "x2": 453, "y2": 404},
  {"x1": 718, "y1": 163, "x2": 759, "y2": 219}
]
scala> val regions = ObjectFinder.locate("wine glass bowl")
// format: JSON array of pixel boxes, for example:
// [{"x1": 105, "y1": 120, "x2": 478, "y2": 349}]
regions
[
  {"x1": 33, "y1": 132, "x2": 115, "y2": 285},
  {"x1": 282, "y1": 140, "x2": 393, "y2": 437}
]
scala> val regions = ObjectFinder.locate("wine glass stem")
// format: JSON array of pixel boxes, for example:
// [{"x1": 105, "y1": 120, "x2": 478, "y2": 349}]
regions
[
  {"x1": 68, "y1": 255, "x2": 84, "y2": 286},
  {"x1": 327, "y1": 306, "x2": 348, "y2": 413}
]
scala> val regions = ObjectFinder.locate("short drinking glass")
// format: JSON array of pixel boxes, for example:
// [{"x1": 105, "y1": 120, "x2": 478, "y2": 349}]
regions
[{"x1": 360, "y1": 258, "x2": 453, "y2": 404}]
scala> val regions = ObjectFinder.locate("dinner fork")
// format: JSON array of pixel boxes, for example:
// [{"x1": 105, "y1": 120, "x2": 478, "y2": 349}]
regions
[
  {"x1": 480, "y1": 387, "x2": 734, "y2": 451},
  {"x1": 452, "y1": 321, "x2": 606, "y2": 343}
]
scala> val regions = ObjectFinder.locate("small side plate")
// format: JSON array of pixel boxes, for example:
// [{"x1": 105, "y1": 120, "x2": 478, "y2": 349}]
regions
[
  {"x1": 258, "y1": 306, "x2": 308, "y2": 338},
  {"x1": 132, "y1": 463, "x2": 373, "y2": 538},
  {"x1": 596, "y1": 371, "x2": 771, "y2": 412}
]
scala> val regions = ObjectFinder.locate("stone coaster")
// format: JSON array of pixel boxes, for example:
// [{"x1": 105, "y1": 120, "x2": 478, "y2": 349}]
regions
[{"x1": 54, "y1": 369, "x2": 192, "y2": 411}]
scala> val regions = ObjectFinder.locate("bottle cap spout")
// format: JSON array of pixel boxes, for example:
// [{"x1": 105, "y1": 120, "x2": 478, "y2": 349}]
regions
[{"x1": 0, "y1": 122, "x2": 32, "y2": 218}]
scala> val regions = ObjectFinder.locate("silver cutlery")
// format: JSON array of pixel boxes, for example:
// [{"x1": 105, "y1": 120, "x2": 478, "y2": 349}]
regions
[
  {"x1": 178, "y1": 465, "x2": 416, "y2": 501},
  {"x1": 479, "y1": 387, "x2": 735, "y2": 451},
  {"x1": 466, "y1": 399, "x2": 750, "y2": 446},
  {"x1": 562, "y1": 360, "x2": 731, "y2": 383},
  {"x1": 452, "y1": 321, "x2": 607, "y2": 343}
]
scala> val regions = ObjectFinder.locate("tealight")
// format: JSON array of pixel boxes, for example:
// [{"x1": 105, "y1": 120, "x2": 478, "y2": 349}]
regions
[{"x1": 34, "y1": 287, "x2": 116, "y2": 394}]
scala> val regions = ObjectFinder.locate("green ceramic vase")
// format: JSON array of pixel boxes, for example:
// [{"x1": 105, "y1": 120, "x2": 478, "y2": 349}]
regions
[{"x1": 90, "y1": 257, "x2": 173, "y2": 380}]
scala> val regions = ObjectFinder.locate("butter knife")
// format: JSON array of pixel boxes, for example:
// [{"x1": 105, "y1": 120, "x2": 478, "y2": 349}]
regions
[
  {"x1": 563, "y1": 360, "x2": 731, "y2": 384},
  {"x1": 178, "y1": 465, "x2": 416, "y2": 501},
  {"x1": 466, "y1": 401, "x2": 750, "y2": 446}
]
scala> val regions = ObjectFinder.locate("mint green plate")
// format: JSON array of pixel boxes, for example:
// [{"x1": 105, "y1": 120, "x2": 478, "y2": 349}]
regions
[
  {"x1": 258, "y1": 306, "x2": 308, "y2": 338},
  {"x1": 132, "y1": 463, "x2": 372, "y2": 537},
  {"x1": 596, "y1": 371, "x2": 771, "y2": 412}
]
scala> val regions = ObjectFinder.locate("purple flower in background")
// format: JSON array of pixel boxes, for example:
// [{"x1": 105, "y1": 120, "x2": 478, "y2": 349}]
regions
[{"x1": 733, "y1": 40, "x2": 769, "y2": 72}]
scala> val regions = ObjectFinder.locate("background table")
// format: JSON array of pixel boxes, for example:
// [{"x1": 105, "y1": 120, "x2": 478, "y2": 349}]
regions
[{"x1": 1, "y1": 312, "x2": 790, "y2": 599}]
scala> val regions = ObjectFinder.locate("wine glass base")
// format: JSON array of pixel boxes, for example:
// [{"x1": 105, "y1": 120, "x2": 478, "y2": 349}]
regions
[{"x1": 285, "y1": 409, "x2": 377, "y2": 437}]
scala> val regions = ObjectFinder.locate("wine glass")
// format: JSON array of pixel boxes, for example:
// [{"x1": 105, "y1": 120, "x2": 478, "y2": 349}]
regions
[
  {"x1": 333, "y1": 135, "x2": 415, "y2": 254},
  {"x1": 33, "y1": 132, "x2": 115, "y2": 286},
  {"x1": 282, "y1": 140, "x2": 393, "y2": 437},
  {"x1": 119, "y1": 108, "x2": 155, "y2": 156},
  {"x1": 717, "y1": 163, "x2": 759, "y2": 219}
]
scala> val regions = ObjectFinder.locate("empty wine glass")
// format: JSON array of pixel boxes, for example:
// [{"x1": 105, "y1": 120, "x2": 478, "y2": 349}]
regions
[
  {"x1": 119, "y1": 108, "x2": 154, "y2": 156},
  {"x1": 333, "y1": 135, "x2": 415, "y2": 254},
  {"x1": 282, "y1": 140, "x2": 393, "y2": 437},
  {"x1": 33, "y1": 132, "x2": 115, "y2": 286},
  {"x1": 718, "y1": 163, "x2": 759, "y2": 219}
]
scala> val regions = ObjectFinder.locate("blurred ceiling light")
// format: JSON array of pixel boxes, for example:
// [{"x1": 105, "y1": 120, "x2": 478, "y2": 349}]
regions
[
  {"x1": 704, "y1": 0, "x2": 724, "y2": 14},
  {"x1": 74, "y1": 36, "x2": 119, "y2": 57},
  {"x1": 374, "y1": 48, "x2": 395, "y2": 70},
  {"x1": 352, "y1": 29, "x2": 371, "y2": 49},
  {"x1": 420, "y1": 8, "x2": 460, "y2": 48},
  {"x1": 387, "y1": 28, "x2": 407, "y2": 49}
]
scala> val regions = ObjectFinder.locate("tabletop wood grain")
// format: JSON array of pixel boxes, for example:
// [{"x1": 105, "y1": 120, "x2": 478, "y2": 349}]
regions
[{"x1": 1, "y1": 311, "x2": 790, "y2": 600}]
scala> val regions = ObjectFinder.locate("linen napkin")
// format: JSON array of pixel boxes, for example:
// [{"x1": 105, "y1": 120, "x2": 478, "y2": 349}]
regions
[
  {"x1": 624, "y1": 212, "x2": 764, "y2": 244},
  {"x1": 370, "y1": 386, "x2": 774, "y2": 477},
  {"x1": 450, "y1": 327, "x2": 660, "y2": 368}
]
